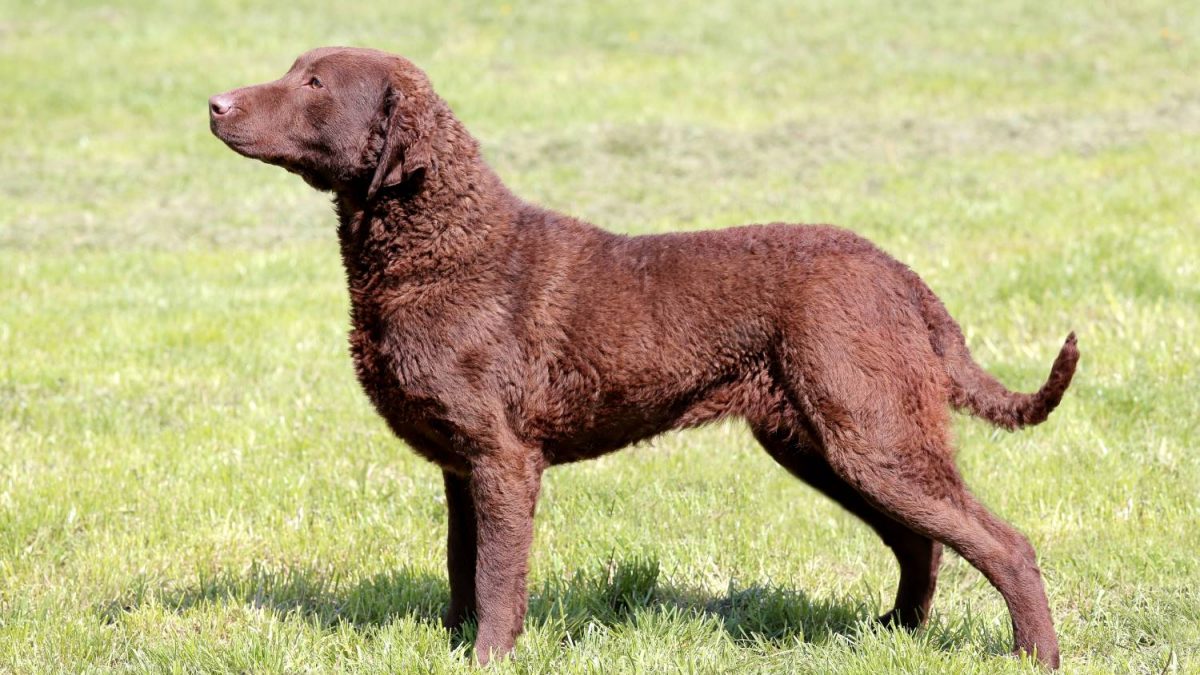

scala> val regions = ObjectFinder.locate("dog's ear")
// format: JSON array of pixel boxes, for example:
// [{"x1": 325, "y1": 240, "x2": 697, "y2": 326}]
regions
[{"x1": 367, "y1": 67, "x2": 435, "y2": 201}]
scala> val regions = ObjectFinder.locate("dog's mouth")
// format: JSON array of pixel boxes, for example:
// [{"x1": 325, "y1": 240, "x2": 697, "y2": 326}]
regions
[
  {"x1": 210, "y1": 124, "x2": 288, "y2": 167},
  {"x1": 209, "y1": 118, "x2": 255, "y2": 154},
  {"x1": 209, "y1": 113, "x2": 266, "y2": 157},
  {"x1": 214, "y1": 133, "x2": 332, "y2": 190},
  {"x1": 209, "y1": 110, "x2": 335, "y2": 191}
]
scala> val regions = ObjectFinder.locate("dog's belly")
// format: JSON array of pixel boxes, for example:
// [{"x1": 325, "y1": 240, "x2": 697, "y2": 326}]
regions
[{"x1": 535, "y1": 367, "x2": 787, "y2": 465}]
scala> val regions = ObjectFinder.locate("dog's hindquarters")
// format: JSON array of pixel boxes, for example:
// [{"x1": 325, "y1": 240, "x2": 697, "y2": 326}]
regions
[{"x1": 759, "y1": 253, "x2": 1061, "y2": 667}]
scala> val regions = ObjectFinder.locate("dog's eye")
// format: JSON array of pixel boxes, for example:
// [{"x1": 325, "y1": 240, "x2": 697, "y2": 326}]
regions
[{"x1": 307, "y1": 76, "x2": 323, "y2": 89}]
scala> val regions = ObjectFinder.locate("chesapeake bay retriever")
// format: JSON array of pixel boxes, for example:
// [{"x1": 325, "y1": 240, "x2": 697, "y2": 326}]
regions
[{"x1": 209, "y1": 47, "x2": 1078, "y2": 667}]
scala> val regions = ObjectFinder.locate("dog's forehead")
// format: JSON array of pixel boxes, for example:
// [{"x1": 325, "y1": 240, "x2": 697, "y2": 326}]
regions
[{"x1": 292, "y1": 47, "x2": 395, "y2": 75}]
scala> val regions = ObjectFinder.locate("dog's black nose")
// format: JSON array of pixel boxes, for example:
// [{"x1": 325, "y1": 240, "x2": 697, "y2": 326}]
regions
[{"x1": 209, "y1": 94, "x2": 234, "y2": 117}]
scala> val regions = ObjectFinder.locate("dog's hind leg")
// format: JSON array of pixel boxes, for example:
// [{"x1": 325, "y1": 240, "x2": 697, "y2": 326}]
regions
[
  {"x1": 771, "y1": 262, "x2": 1060, "y2": 667},
  {"x1": 751, "y1": 424, "x2": 942, "y2": 629},
  {"x1": 822, "y1": 431, "x2": 1059, "y2": 668},
  {"x1": 774, "y1": 352, "x2": 1060, "y2": 666}
]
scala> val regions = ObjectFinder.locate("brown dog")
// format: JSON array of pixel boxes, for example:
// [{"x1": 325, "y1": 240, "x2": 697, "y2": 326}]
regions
[{"x1": 209, "y1": 47, "x2": 1078, "y2": 667}]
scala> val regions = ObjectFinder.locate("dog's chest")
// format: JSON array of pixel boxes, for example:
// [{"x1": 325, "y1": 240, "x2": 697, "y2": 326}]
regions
[
  {"x1": 348, "y1": 319, "x2": 478, "y2": 467},
  {"x1": 342, "y1": 271, "x2": 514, "y2": 467},
  {"x1": 343, "y1": 283, "x2": 456, "y2": 423}
]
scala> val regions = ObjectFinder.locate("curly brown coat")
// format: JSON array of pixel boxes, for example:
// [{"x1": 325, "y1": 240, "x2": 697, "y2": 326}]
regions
[{"x1": 210, "y1": 47, "x2": 1078, "y2": 668}]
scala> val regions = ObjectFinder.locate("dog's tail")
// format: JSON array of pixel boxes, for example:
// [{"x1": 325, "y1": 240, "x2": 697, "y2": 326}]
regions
[{"x1": 913, "y1": 277, "x2": 1079, "y2": 430}]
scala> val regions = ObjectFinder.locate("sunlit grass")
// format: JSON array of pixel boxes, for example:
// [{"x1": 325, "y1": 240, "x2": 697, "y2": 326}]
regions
[{"x1": 1, "y1": 0, "x2": 1197, "y2": 672}]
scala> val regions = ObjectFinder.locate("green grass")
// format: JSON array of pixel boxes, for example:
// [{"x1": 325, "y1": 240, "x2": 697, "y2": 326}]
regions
[{"x1": 2, "y1": 0, "x2": 1198, "y2": 672}]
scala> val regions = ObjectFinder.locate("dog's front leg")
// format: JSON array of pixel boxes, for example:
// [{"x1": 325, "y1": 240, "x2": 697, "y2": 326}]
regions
[
  {"x1": 442, "y1": 470, "x2": 477, "y2": 631},
  {"x1": 469, "y1": 446, "x2": 543, "y2": 665}
]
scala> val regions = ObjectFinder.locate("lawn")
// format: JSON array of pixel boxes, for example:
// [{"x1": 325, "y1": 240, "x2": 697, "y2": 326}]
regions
[{"x1": 1, "y1": 1, "x2": 1198, "y2": 672}]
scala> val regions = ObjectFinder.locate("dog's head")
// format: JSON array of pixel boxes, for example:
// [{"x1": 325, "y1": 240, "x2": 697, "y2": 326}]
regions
[{"x1": 209, "y1": 47, "x2": 435, "y2": 199}]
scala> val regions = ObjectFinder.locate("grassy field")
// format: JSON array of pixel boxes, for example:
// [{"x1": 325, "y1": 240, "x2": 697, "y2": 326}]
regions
[{"x1": 2, "y1": 1, "x2": 1198, "y2": 672}]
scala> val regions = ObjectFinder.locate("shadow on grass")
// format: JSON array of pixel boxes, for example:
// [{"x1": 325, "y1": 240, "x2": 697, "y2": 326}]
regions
[{"x1": 96, "y1": 555, "x2": 974, "y2": 654}]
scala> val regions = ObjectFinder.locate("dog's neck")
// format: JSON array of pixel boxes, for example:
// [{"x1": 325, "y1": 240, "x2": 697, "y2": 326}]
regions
[{"x1": 332, "y1": 124, "x2": 518, "y2": 314}]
